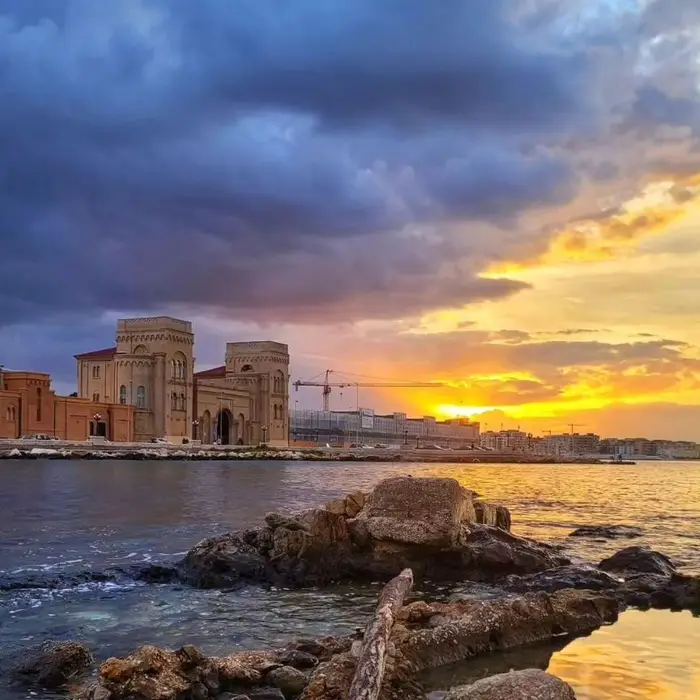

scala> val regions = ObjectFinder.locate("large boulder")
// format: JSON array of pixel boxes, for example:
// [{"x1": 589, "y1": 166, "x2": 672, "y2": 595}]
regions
[
  {"x1": 3, "y1": 640, "x2": 93, "y2": 690},
  {"x1": 181, "y1": 533, "x2": 268, "y2": 588},
  {"x1": 179, "y1": 477, "x2": 562, "y2": 588},
  {"x1": 598, "y1": 546, "x2": 676, "y2": 576},
  {"x1": 444, "y1": 669, "x2": 576, "y2": 700}
]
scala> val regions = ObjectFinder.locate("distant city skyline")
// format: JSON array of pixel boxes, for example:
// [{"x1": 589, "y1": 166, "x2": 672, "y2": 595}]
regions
[{"x1": 1, "y1": 2, "x2": 699, "y2": 441}]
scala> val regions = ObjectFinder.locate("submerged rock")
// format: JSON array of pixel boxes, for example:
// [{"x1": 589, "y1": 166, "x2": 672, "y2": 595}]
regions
[
  {"x1": 598, "y1": 546, "x2": 676, "y2": 576},
  {"x1": 444, "y1": 669, "x2": 576, "y2": 700},
  {"x1": 568, "y1": 525, "x2": 643, "y2": 539},
  {"x1": 5, "y1": 640, "x2": 93, "y2": 689},
  {"x1": 504, "y1": 565, "x2": 622, "y2": 594},
  {"x1": 180, "y1": 477, "x2": 566, "y2": 588}
]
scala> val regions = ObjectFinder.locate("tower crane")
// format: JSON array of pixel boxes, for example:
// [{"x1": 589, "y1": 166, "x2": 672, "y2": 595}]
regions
[
  {"x1": 293, "y1": 369, "x2": 444, "y2": 411},
  {"x1": 566, "y1": 423, "x2": 586, "y2": 434}
]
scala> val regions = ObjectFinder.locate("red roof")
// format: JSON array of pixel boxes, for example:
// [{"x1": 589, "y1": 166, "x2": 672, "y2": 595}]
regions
[
  {"x1": 194, "y1": 365, "x2": 226, "y2": 379},
  {"x1": 74, "y1": 347, "x2": 117, "y2": 360}
]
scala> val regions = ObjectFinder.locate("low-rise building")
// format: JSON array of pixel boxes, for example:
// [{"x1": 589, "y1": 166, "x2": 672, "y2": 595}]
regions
[
  {"x1": 0, "y1": 368, "x2": 133, "y2": 441},
  {"x1": 480, "y1": 430, "x2": 530, "y2": 452}
]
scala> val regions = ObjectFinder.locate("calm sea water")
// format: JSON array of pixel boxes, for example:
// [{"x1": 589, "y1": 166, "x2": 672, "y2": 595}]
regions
[{"x1": 0, "y1": 459, "x2": 699, "y2": 699}]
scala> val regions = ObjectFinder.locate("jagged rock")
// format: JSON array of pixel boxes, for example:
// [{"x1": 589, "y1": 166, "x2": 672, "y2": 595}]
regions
[
  {"x1": 393, "y1": 588, "x2": 618, "y2": 672},
  {"x1": 598, "y1": 546, "x2": 676, "y2": 576},
  {"x1": 569, "y1": 524, "x2": 642, "y2": 539},
  {"x1": 444, "y1": 669, "x2": 576, "y2": 700},
  {"x1": 181, "y1": 533, "x2": 268, "y2": 588},
  {"x1": 266, "y1": 665, "x2": 308, "y2": 698},
  {"x1": 180, "y1": 477, "x2": 563, "y2": 588},
  {"x1": 504, "y1": 565, "x2": 622, "y2": 594},
  {"x1": 622, "y1": 572, "x2": 700, "y2": 611},
  {"x1": 4, "y1": 640, "x2": 93, "y2": 689},
  {"x1": 301, "y1": 589, "x2": 616, "y2": 700}
]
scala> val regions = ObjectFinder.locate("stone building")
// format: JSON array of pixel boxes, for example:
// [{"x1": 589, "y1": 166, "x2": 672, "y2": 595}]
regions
[
  {"x1": 0, "y1": 368, "x2": 133, "y2": 441},
  {"x1": 75, "y1": 316, "x2": 290, "y2": 446}
]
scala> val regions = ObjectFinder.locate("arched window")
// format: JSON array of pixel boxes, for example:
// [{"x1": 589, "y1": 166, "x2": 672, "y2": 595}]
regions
[
  {"x1": 171, "y1": 392, "x2": 177, "y2": 410},
  {"x1": 181, "y1": 360, "x2": 187, "y2": 379},
  {"x1": 36, "y1": 387, "x2": 42, "y2": 421},
  {"x1": 171, "y1": 359, "x2": 177, "y2": 378},
  {"x1": 5, "y1": 407, "x2": 10, "y2": 421},
  {"x1": 11, "y1": 406, "x2": 16, "y2": 421},
  {"x1": 136, "y1": 385, "x2": 146, "y2": 409},
  {"x1": 179, "y1": 393, "x2": 186, "y2": 411},
  {"x1": 275, "y1": 370, "x2": 285, "y2": 396},
  {"x1": 273, "y1": 404, "x2": 278, "y2": 420},
  {"x1": 279, "y1": 404, "x2": 284, "y2": 421},
  {"x1": 119, "y1": 385, "x2": 127, "y2": 405}
]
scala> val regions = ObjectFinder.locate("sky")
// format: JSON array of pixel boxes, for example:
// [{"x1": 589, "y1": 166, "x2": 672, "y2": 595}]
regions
[{"x1": 1, "y1": 0, "x2": 700, "y2": 440}]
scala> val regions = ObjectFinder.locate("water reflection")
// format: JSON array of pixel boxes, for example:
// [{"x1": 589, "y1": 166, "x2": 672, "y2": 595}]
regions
[{"x1": 548, "y1": 610, "x2": 700, "y2": 700}]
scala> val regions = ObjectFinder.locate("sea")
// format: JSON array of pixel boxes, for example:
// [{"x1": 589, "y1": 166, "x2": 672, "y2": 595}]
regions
[{"x1": 1, "y1": 459, "x2": 699, "y2": 699}]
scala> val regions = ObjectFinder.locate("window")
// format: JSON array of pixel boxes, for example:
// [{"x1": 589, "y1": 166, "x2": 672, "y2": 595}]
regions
[
  {"x1": 92, "y1": 393, "x2": 100, "y2": 402},
  {"x1": 11, "y1": 406, "x2": 16, "y2": 421},
  {"x1": 136, "y1": 386, "x2": 146, "y2": 409},
  {"x1": 179, "y1": 393, "x2": 186, "y2": 411},
  {"x1": 171, "y1": 392, "x2": 177, "y2": 410},
  {"x1": 119, "y1": 385, "x2": 127, "y2": 405},
  {"x1": 36, "y1": 387, "x2": 42, "y2": 422},
  {"x1": 92, "y1": 365, "x2": 100, "y2": 379},
  {"x1": 5, "y1": 407, "x2": 10, "y2": 421},
  {"x1": 279, "y1": 404, "x2": 284, "y2": 420},
  {"x1": 171, "y1": 359, "x2": 177, "y2": 378},
  {"x1": 241, "y1": 364, "x2": 253, "y2": 372},
  {"x1": 273, "y1": 404, "x2": 278, "y2": 420}
]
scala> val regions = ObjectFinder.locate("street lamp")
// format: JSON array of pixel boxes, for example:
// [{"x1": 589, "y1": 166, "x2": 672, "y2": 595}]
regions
[
  {"x1": 403, "y1": 429, "x2": 408, "y2": 446},
  {"x1": 192, "y1": 420, "x2": 199, "y2": 440},
  {"x1": 261, "y1": 425, "x2": 268, "y2": 444}
]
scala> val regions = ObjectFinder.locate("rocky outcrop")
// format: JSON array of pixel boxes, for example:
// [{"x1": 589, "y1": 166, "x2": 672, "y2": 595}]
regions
[
  {"x1": 4, "y1": 640, "x2": 93, "y2": 689},
  {"x1": 181, "y1": 477, "x2": 567, "y2": 588},
  {"x1": 568, "y1": 525, "x2": 642, "y2": 539},
  {"x1": 598, "y1": 546, "x2": 676, "y2": 576},
  {"x1": 74, "y1": 579, "x2": 615, "y2": 700},
  {"x1": 444, "y1": 669, "x2": 576, "y2": 700},
  {"x1": 504, "y1": 565, "x2": 622, "y2": 595}
]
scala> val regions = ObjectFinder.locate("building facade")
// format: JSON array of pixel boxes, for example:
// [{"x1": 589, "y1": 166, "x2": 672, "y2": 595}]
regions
[
  {"x1": 75, "y1": 317, "x2": 290, "y2": 446},
  {"x1": 290, "y1": 408, "x2": 480, "y2": 448},
  {"x1": 0, "y1": 368, "x2": 133, "y2": 441}
]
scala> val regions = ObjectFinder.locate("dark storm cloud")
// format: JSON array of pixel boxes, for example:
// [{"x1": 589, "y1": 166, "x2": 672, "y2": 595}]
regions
[
  {"x1": 0, "y1": 0, "x2": 592, "y2": 328},
  {"x1": 0, "y1": 0, "x2": 697, "y2": 332}
]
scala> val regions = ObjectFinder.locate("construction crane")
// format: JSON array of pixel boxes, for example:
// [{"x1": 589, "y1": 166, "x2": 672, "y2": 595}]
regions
[
  {"x1": 566, "y1": 423, "x2": 586, "y2": 434},
  {"x1": 293, "y1": 369, "x2": 444, "y2": 411}
]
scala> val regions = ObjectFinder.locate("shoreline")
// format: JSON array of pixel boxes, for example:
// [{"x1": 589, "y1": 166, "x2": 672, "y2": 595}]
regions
[{"x1": 0, "y1": 440, "x2": 604, "y2": 463}]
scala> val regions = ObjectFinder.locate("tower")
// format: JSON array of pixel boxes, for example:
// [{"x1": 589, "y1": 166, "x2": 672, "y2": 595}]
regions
[
  {"x1": 224, "y1": 341, "x2": 289, "y2": 446},
  {"x1": 115, "y1": 317, "x2": 194, "y2": 441}
]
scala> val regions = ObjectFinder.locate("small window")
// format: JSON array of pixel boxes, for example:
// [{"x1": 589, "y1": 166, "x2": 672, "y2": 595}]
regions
[
  {"x1": 119, "y1": 385, "x2": 127, "y2": 405},
  {"x1": 92, "y1": 365, "x2": 100, "y2": 379},
  {"x1": 171, "y1": 392, "x2": 177, "y2": 410},
  {"x1": 36, "y1": 387, "x2": 42, "y2": 422},
  {"x1": 179, "y1": 393, "x2": 186, "y2": 411},
  {"x1": 241, "y1": 364, "x2": 253, "y2": 372},
  {"x1": 5, "y1": 407, "x2": 10, "y2": 421},
  {"x1": 11, "y1": 406, "x2": 16, "y2": 421},
  {"x1": 92, "y1": 393, "x2": 100, "y2": 402},
  {"x1": 136, "y1": 386, "x2": 146, "y2": 409},
  {"x1": 274, "y1": 404, "x2": 278, "y2": 420}
]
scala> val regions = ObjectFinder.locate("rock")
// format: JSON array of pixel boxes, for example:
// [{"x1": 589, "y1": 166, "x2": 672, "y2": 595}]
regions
[
  {"x1": 266, "y1": 665, "x2": 308, "y2": 698},
  {"x1": 598, "y1": 546, "x2": 676, "y2": 576},
  {"x1": 393, "y1": 588, "x2": 618, "y2": 672},
  {"x1": 505, "y1": 565, "x2": 622, "y2": 594},
  {"x1": 5, "y1": 640, "x2": 93, "y2": 689},
  {"x1": 622, "y1": 572, "x2": 700, "y2": 612},
  {"x1": 180, "y1": 478, "x2": 563, "y2": 589},
  {"x1": 181, "y1": 533, "x2": 268, "y2": 588},
  {"x1": 359, "y1": 477, "x2": 475, "y2": 547},
  {"x1": 569, "y1": 525, "x2": 642, "y2": 539},
  {"x1": 444, "y1": 669, "x2": 576, "y2": 700},
  {"x1": 249, "y1": 689, "x2": 286, "y2": 700},
  {"x1": 472, "y1": 501, "x2": 512, "y2": 531},
  {"x1": 456, "y1": 526, "x2": 569, "y2": 580}
]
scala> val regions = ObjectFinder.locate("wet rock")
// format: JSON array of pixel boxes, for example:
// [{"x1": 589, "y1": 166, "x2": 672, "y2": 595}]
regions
[
  {"x1": 393, "y1": 588, "x2": 618, "y2": 672},
  {"x1": 180, "y1": 477, "x2": 561, "y2": 588},
  {"x1": 569, "y1": 524, "x2": 643, "y2": 539},
  {"x1": 504, "y1": 565, "x2": 621, "y2": 594},
  {"x1": 5, "y1": 640, "x2": 93, "y2": 689},
  {"x1": 444, "y1": 669, "x2": 576, "y2": 700},
  {"x1": 266, "y1": 666, "x2": 307, "y2": 698},
  {"x1": 181, "y1": 533, "x2": 268, "y2": 588},
  {"x1": 622, "y1": 572, "x2": 700, "y2": 612},
  {"x1": 598, "y1": 546, "x2": 676, "y2": 576}
]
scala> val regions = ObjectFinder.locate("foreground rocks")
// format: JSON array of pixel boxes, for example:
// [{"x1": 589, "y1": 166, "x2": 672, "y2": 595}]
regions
[
  {"x1": 445, "y1": 669, "x2": 576, "y2": 700},
  {"x1": 73, "y1": 574, "x2": 616, "y2": 700},
  {"x1": 2, "y1": 640, "x2": 93, "y2": 689},
  {"x1": 182, "y1": 477, "x2": 568, "y2": 588}
]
